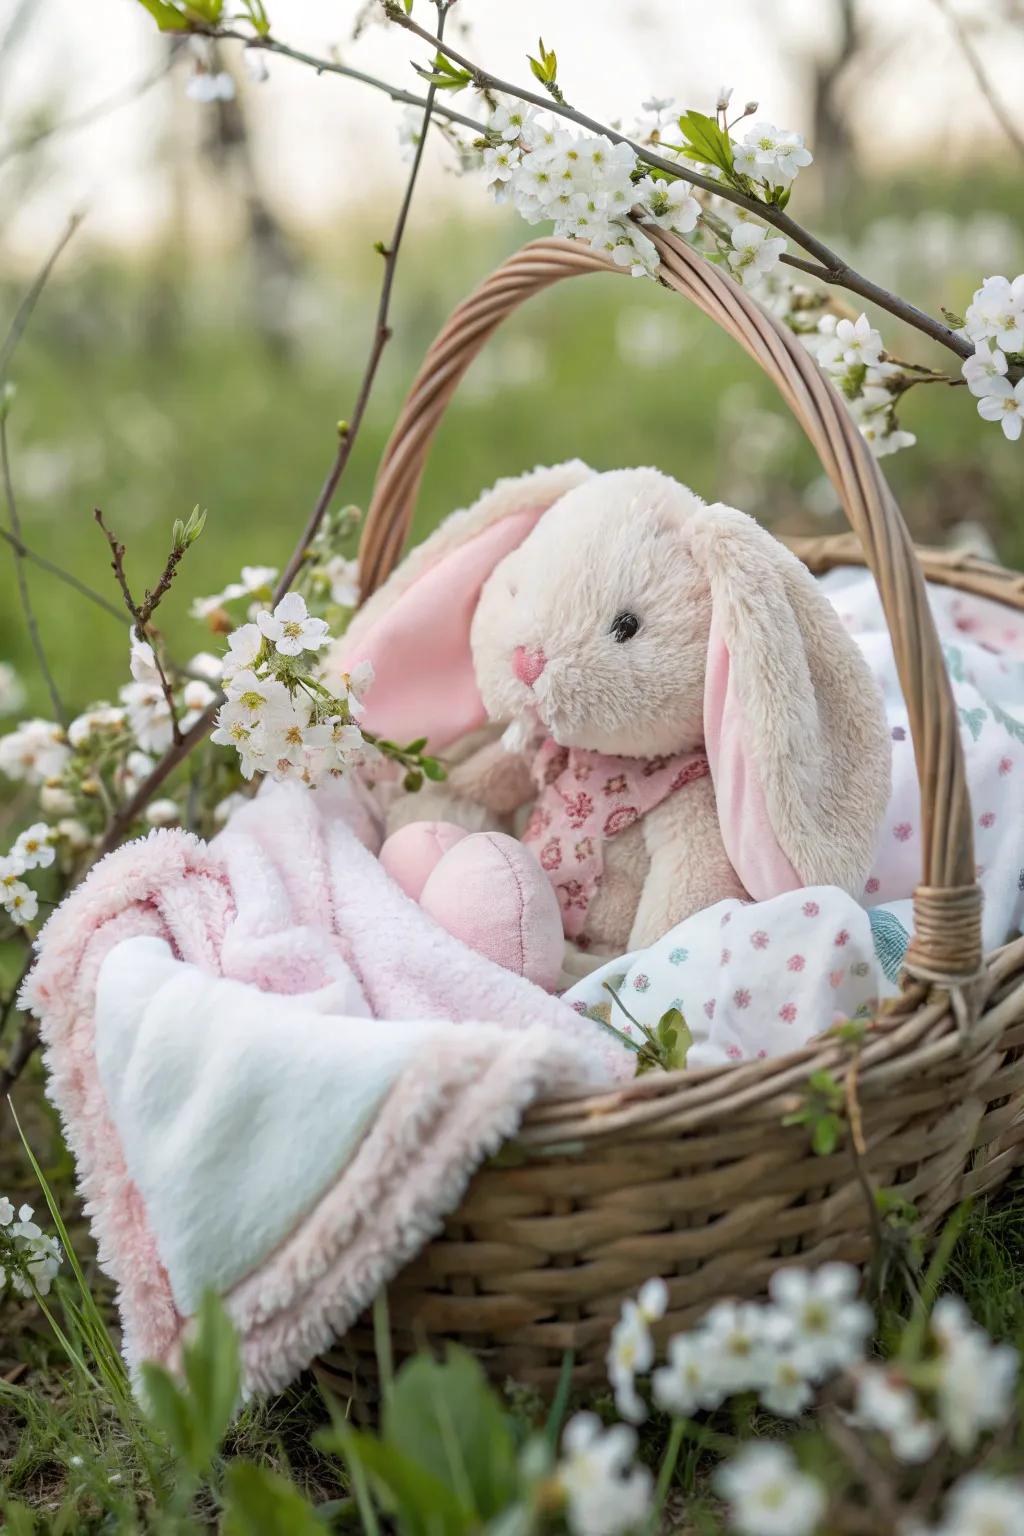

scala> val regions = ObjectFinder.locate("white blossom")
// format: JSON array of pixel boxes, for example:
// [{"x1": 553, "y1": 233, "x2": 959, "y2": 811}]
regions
[
  {"x1": 186, "y1": 69, "x2": 236, "y2": 104},
  {"x1": 5, "y1": 885, "x2": 39, "y2": 926},
  {"x1": 606, "y1": 1277, "x2": 667, "y2": 1422},
  {"x1": 716, "y1": 1443, "x2": 825, "y2": 1536},
  {"x1": 321, "y1": 555, "x2": 360, "y2": 608},
  {"x1": 652, "y1": 1333, "x2": 727, "y2": 1416},
  {"x1": 977, "y1": 376, "x2": 1024, "y2": 442},
  {"x1": 187, "y1": 651, "x2": 224, "y2": 683},
  {"x1": 144, "y1": 799, "x2": 180, "y2": 828},
  {"x1": 555, "y1": 1413, "x2": 653, "y2": 1536},
  {"x1": 242, "y1": 47, "x2": 269, "y2": 84},
  {"x1": 766, "y1": 1263, "x2": 872, "y2": 1380},
  {"x1": 701, "y1": 1300, "x2": 774, "y2": 1394},
  {"x1": 14, "y1": 823, "x2": 55, "y2": 871},
  {"x1": 854, "y1": 1365, "x2": 941, "y2": 1462},
  {"x1": 67, "y1": 704, "x2": 126, "y2": 748},
  {"x1": 222, "y1": 622, "x2": 263, "y2": 680},
  {"x1": 930, "y1": 1473, "x2": 1024, "y2": 1536},
  {"x1": 962, "y1": 340, "x2": 1008, "y2": 397},
  {"x1": 0, "y1": 719, "x2": 70, "y2": 785},
  {"x1": 728, "y1": 222, "x2": 787, "y2": 285},
  {"x1": 256, "y1": 593, "x2": 330, "y2": 657},
  {"x1": 39, "y1": 783, "x2": 76, "y2": 815},
  {"x1": 0, "y1": 1196, "x2": 13, "y2": 1226},
  {"x1": 964, "y1": 273, "x2": 1024, "y2": 352},
  {"x1": 0, "y1": 852, "x2": 28, "y2": 897},
  {"x1": 490, "y1": 99, "x2": 539, "y2": 143},
  {"x1": 930, "y1": 1296, "x2": 1018, "y2": 1452},
  {"x1": 635, "y1": 175, "x2": 700, "y2": 234},
  {"x1": 0, "y1": 663, "x2": 25, "y2": 717},
  {"x1": 57, "y1": 818, "x2": 92, "y2": 851},
  {"x1": 733, "y1": 122, "x2": 813, "y2": 184},
  {"x1": 716, "y1": 84, "x2": 734, "y2": 112}
]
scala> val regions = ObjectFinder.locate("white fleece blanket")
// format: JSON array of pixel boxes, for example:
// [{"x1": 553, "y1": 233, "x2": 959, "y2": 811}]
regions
[
  {"x1": 565, "y1": 568, "x2": 1024, "y2": 1064},
  {"x1": 25, "y1": 777, "x2": 629, "y2": 1394}
]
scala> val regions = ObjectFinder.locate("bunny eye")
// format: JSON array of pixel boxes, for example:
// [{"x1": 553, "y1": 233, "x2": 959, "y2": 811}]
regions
[{"x1": 610, "y1": 610, "x2": 640, "y2": 643}]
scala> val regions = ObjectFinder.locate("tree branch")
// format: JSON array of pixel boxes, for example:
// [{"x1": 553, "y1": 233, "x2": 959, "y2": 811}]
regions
[
  {"x1": 932, "y1": 0, "x2": 1024, "y2": 162},
  {"x1": 206, "y1": 25, "x2": 482, "y2": 134},
  {"x1": 385, "y1": 6, "x2": 974, "y2": 364},
  {"x1": 0, "y1": 524, "x2": 125, "y2": 621}
]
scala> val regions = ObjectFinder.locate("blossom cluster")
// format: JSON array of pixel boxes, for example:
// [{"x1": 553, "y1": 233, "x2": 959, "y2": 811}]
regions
[
  {"x1": 804, "y1": 311, "x2": 916, "y2": 459},
  {"x1": 210, "y1": 593, "x2": 375, "y2": 785},
  {"x1": 0, "y1": 1196, "x2": 62, "y2": 1299},
  {"x1": 962, "y1": 273, "x2": 1024, "y2": 443},
  {"x1": 0, "y1": 822, "x2": 55, "y2": 928},
  {"x1": 482, "y1": 96, "x2": 700, "y2": 278},
  {"x1": 610, "y1": 1265, "x2": 872, "y2": 1427},
  {"x1": 596, "y1": 1264, "x2": 1022, "y2": 1536}
]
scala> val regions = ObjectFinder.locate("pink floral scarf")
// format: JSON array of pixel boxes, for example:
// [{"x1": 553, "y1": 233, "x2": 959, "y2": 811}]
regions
[{"x1": 521, "y1": 740, "x2": 709, "y2": 942}]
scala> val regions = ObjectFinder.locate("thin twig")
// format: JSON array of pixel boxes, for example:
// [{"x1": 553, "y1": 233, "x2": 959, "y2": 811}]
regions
[
  {"x1": 1, "y1": 415, "x2": 65, "y2": 723},
  {"x1": 206, "y1": 25, "x2": 481, "y2": 133},
  {"x1": 932, "y1": 0, "x2": 1024, "y2": 161},
  {"x1": 0, "y1": 213, "x2": 83, "y2": 384},
  {"x1": 0, "y1": 524, "x2": 124, "y2": 621},
  {"x1": 94, "y1": 508, "x2": 182, "y2": 744},
  {"x1": 94, "y1": 701, "x2": 217, "y2": 859},
  {"x1": 385, "y1": 6, "x2": 974, "y2": 364},
  {"x1": 274, "y1": 0, "x2": 452, "y2": 597}
]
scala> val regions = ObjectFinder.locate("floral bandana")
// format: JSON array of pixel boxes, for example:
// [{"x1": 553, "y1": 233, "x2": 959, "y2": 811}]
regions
[{"x1": 521, "y1": 739, "x2": 709, "y2": 942}]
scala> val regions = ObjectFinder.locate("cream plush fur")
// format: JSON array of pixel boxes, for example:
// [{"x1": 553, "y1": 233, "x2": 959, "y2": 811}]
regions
[{"x1": 362, "y1": 465, "x2": 891, "y2": 955}]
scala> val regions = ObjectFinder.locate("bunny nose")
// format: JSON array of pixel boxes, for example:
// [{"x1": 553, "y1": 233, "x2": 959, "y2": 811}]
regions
[{"x1": 513, "y1": 645, "x2": 546, "y2": 687}]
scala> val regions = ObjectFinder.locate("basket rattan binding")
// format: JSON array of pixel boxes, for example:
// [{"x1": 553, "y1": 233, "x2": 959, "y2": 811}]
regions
[{"x1": 315, "y1": 231, "x2": 1024, "y2": 1409}]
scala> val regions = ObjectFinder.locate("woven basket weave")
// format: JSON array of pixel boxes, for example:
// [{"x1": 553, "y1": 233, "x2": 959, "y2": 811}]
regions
[{"x1": 316, "y1": 229, "x2": 1024, "y2": 1406}]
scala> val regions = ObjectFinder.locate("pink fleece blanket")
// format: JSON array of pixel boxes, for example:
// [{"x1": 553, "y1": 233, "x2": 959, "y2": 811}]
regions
[{"x1": 22, "y1": 777, "x2": 628, "y2": 1395}]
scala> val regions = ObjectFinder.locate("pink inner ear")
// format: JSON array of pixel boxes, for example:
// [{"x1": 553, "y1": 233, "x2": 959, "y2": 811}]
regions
[
  {"x1": 704, "y1": 613, "x2": 802, "y2": 901},
  {"x1": 339, "y1": 507, "x2": 543, "y2": 751}
]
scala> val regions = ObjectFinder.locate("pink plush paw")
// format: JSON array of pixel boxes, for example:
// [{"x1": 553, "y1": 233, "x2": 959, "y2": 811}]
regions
[
  {"x1": 420, "y1": 832, "x2": 564, "y2": 992},
  {"x1": 379, "y1": 820, "x2": 470, "y2": 901}
]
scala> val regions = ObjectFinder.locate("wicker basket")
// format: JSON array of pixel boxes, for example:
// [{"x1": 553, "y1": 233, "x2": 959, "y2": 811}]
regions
[{"x1": 316, "y1": 229, "x2": 1024, "y2": 1406}]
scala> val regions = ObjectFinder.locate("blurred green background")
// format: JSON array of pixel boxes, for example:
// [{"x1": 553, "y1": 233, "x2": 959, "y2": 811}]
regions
[{"x1": 1, "y1": 14, "x2": 1023, "y2": 720}]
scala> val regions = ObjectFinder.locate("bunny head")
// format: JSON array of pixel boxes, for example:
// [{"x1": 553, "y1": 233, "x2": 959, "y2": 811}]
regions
[
  {"x1": 341, "y1": 462, "x2": 890, "y2": 900},
  {"x1": 470, "y1": 468, "x2": 711, "y2": 757}
]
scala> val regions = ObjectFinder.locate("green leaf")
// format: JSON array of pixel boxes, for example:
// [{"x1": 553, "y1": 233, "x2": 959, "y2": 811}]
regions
[
  {"x1": 133, "y1": 0, "x2": 188, "y2": 29},
  {"x1": 811, "y1": 1112, "x2": 843, "y2": 1156},
  {"x1": 384, "y1": 1348, "x2": 519, "y2": 1521},
  {"x1": 675, "y1": 109, "x2": 735, "y2": 174},
  {"x1": 222, "y1": 1462, "x2": 326, "y2": 1536},
  {"x1": 336, "y1": 1431, "x2": 467, "y2": 1536},
  {"x1": 142, "y1": 1290, "x2": 240, "y2": 1480},
  {"x1": 420, "y1": 757, "x2": 447, "y2": 782},
  {"x1": 941, "y1": 306, "x2": 966, "y2": 329},
  {"x1": 184, "y1": 1291, "x2": 240, "y2": 1451}
]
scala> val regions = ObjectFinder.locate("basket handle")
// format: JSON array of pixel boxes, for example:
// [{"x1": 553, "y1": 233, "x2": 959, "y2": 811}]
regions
[{"x1": 358, "y1": 231, "x2": 982, "y2": 992}]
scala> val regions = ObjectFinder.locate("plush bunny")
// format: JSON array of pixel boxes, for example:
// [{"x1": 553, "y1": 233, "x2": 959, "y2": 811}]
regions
[{"x1": 340, "y1": 462, "x2": 891, "y2": 981}]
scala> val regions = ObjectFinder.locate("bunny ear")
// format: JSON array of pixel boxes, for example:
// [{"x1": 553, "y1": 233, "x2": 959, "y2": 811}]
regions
[
  {"x1": 693, "y1": 504, "x2": 891, "y2": 900},
  {"x1": 339, "y1": 461, "x2": 593, "y2": 751}
]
